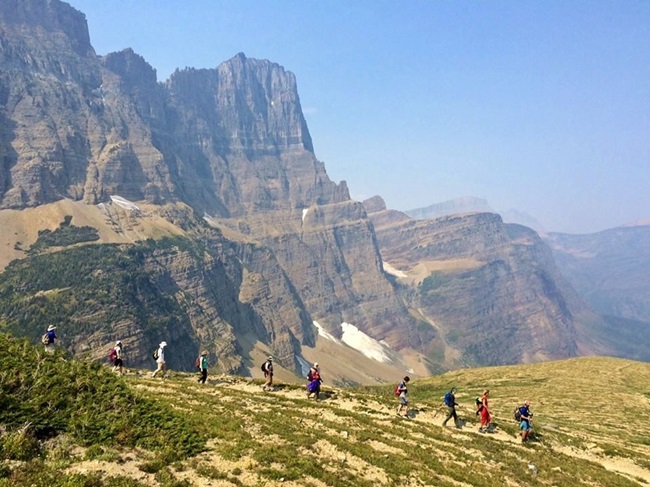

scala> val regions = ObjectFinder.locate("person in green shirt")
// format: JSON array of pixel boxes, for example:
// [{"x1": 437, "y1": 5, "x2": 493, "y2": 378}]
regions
[{"x1": 197, "y1": 350, "x2": 209, "y2": 384}]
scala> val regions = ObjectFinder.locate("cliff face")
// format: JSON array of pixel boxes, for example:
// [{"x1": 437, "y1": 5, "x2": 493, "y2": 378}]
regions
[
  {"x1": 545, "y1": 225, "x2": 650, "y2": 324},
  {"x1": 0, "y1": 0, "x2": 347, "y2": 215},
  {"x1": 366, "y1": 197, "x2": 579, "y2": 366}
]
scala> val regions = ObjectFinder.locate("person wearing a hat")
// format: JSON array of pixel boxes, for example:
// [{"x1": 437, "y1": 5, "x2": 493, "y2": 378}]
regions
[
  {"x1": 44, "y1": 325, "x2": 57, "y2": 353},
  {"x1": 197, "y1": 350, "x2": 209, "y2": 384},
  {"x1": 262, "y1": 356, "x2": 274, "y2": 391},
  {"x1": 307, "y1": 362, "x2": 322, "y2": 399},
  {"x1": 112, "y1": 340, "x2": 125, "y2": 375},
  {"x1": 152, "y1": 341, "x2": 168, "y2": 378}
]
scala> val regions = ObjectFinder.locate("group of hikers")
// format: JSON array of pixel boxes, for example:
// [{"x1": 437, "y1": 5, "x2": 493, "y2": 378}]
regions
[
  {"x1": 44, "y1": 327, "x2": 534, "y2": 442},
  {"x1": 398, "y1": 379, "x2": 534, "y2": 443}
]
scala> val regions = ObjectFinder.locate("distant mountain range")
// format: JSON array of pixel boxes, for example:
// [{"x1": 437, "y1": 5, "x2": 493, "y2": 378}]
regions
[
  {"x1": 404, "y1": 196, "x2": 546, "y2": 232},
  {"x1": 0, "y1": 0, "x2": 647, "y2": 385}
]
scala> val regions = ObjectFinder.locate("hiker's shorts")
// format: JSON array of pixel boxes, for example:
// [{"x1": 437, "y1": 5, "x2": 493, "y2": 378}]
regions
[
  {"x1": 400, "y1": 394, "x2": 409, "y2": 405},
  {"x1": 520, "y1": 420, "x2": 531, "y2": 431}
]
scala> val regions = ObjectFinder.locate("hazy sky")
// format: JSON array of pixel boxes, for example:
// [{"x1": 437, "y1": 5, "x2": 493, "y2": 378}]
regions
[{"x1": 66, "y1": 1, "x2": 650, "y2": 234}]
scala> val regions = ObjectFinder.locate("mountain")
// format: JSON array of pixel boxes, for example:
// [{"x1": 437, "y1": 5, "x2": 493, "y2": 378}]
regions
[
  {"x1": 366, "y1": 196, "x2": 581, "y2": 367},
  {"x1": 0, "y1": 0, "x2": 423, "y2": 381},
  {"x1": 545, "y1": 225, "x2": 650, "y2": 324},
  {"x1": 1, "y1": 0, "x2": 646, "y2": 382},
  {"x1": 404, "y1": 197, "x2": 545, "y2": 232},
  {"x1": 404, "y1": 196, "x2": 493, "y2": 220}
]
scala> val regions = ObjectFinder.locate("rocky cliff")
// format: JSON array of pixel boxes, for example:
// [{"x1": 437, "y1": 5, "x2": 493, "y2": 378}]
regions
[
  {"x1": 366, "y1": 196, "x2": 580, "y2": 366},
  {"x1": 545, "y1": 225, "x2": 650, "y2": 324}
]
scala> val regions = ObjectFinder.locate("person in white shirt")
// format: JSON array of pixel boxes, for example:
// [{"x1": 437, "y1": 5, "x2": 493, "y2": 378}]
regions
[
  {"x1": 152, "y1": 341, "x2": 168, "y2": 378},
  {"x1": 113, "y1": 340, "x2": 125, "y2": 375}
]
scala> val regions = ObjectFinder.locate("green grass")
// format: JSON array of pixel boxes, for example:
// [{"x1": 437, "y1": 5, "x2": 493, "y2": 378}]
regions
[
  {"x1": 1, "y1": 337, "x2": 648, "y2": 486},
  {"x1": 0, "y1": 335, "x2": 204, "y2": 456}
]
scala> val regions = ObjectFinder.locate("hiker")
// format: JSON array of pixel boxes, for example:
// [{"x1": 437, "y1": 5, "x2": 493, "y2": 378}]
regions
[
  {"x1": 197, "y1": 350, "x2": 208, "y2": 384},
  {"x1": 151, "y1": 341, "x2": 168, "y2": 378},
  {"x1": 307, "y1": 362, "x2": 322, "y2": 399},
  {"x1": 112, "y1": 340, "x2": 124, "y2": 375},
  {"x1": 442, "y1": 387, "x2": 460, "y2": 428},
  {"x1": 262, "y1": 356, "x2": 274, "y2": 391},
  {"x1": 518, "y1": 400, "x2": 533, "y2": 443},
  {"x1": 43, "y1": 325, "x2": 57, "y2": 353},
  {"x1": 396, "y1": 376, "x2": 410, "y2": 418},
  {"x1": 478, "y1": 389, "x2": 491, "y2": 433}
]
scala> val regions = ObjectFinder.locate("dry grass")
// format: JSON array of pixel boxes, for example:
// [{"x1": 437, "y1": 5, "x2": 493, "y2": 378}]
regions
[{"x1": 22, "y1": 355, "x2": 649, "y2": 487}]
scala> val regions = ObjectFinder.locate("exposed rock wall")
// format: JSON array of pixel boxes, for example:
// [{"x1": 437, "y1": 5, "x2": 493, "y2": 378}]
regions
[{"x1": 367, "y1": 197, "x2": 579, "y2": 365}]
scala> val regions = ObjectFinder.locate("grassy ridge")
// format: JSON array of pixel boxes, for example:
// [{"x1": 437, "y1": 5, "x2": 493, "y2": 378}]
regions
[
  {"x1": 0, "y1": 334, "x2": 204, "y2": 486},
  {"x1": 1, "y1": 334, "x2": 648, "y2": 486}
]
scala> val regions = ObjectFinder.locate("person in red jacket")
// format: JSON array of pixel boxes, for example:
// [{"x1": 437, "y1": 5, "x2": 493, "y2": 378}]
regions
[{"x1": 479, "y1": 389, "x2": 491, "y2": 433}]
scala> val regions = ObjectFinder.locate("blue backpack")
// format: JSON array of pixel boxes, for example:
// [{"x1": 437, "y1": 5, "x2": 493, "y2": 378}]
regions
[{"x1": 444, "y1": 391, "x2": 454, "y2": 407}]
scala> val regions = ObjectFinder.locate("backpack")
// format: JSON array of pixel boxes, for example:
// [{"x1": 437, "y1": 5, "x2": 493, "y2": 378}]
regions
[
  {"x1": 394, "y1": 384, "x2": 401, "y2": 397},
  {"x1": 475, "y1": 397, "x2": 484, "y2": 415},
  {"x1": 444, "y1": 391, "x2": 454, "y2": 407},
  {"x1": 109, "y1": 348, "x2": 117, "y2": 363},
  {"x1": 41, "y1": 333, "x2": 49, "y2": 345},
  {"x1": 514, "y1": 407, "x2": 522, "y2": 422},
  {"x1": 261, "y1": 361, "x2": 270, "y2": 373},
  {"x1": 152, "y1": 349, "x2": 159, "y2": 360},
  {"x1": 195, "y1": 357, "x2": 201, "y2": 369}
]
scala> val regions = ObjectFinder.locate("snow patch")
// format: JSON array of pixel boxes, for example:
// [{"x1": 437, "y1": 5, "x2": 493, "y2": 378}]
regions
[
  {"x1": 313, "y1": 321, "x2": 339, "y2": 343},
  {"x1": 302, "y1": 208, "x2": 309, "y2": 222},
  {"x1": 340, "y1": 322, "x2": 393, "y2": 364},
  {"x1": 383, "y1": 262, "x2": 407, "y2": 278},
  {"x1": 109, "y1": 195, "x2": 140, "y2": 212}
]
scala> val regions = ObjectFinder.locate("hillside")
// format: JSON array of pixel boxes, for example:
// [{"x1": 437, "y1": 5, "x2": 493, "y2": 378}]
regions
[{"x1": 2, "y1": 335, "x2": 648, "y2": 486}]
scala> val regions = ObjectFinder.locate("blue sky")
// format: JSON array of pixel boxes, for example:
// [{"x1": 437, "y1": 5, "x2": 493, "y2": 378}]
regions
[{"x1": 66, "y1": 1, "x2": 650, "y2": 234}]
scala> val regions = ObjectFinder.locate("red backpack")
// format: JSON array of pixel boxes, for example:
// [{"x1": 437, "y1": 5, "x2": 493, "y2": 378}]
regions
[
  {"x1": 109, "y1": 348, "x2": 117, "y2": 363},
  {"x1": 394, "y1": 384, "x2": 401, "y2": 397}
]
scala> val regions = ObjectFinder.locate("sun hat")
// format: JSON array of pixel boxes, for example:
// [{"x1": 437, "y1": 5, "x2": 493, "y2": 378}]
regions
[
  {"x1": 116, "y1": 340, "x2": 122, "y2": 345},
  {"x1": 47, "y1": 325, "x2": 56, "y2": 331},
  {"x1": 201, "y1": 350, "x2": 208, "y2": 356},
  {"x1": 160, "y1": 341, "x2": 167, "y2": 347},
  {"x1": 313, "y1": 362, "x2": 319, "y2": 367},
  {"x1": 268, "y1": 356, "x2": 273, "y2": 360}
]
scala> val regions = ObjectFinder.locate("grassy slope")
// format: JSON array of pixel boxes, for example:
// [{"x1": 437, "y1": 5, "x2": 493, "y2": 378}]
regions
[{"x1": 3, "y1": 344, "x2": 648, "y2": 487}]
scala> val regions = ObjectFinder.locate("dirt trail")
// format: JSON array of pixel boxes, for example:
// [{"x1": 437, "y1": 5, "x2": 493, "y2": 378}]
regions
[{"x1": 224, "y1": 378, "x2": 521, "y2": 446}]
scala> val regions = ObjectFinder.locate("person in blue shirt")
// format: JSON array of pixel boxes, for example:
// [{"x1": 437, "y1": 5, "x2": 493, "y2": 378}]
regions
[
  {"x1": 44, "y1": 325, "x2": 57, "y2": 353},
  {"x1": 442, "y1": 387, "x2": 460, "y2": 428},
  {"x1": 519, "y1": 400, "x2": 533, "y2": 443}
]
